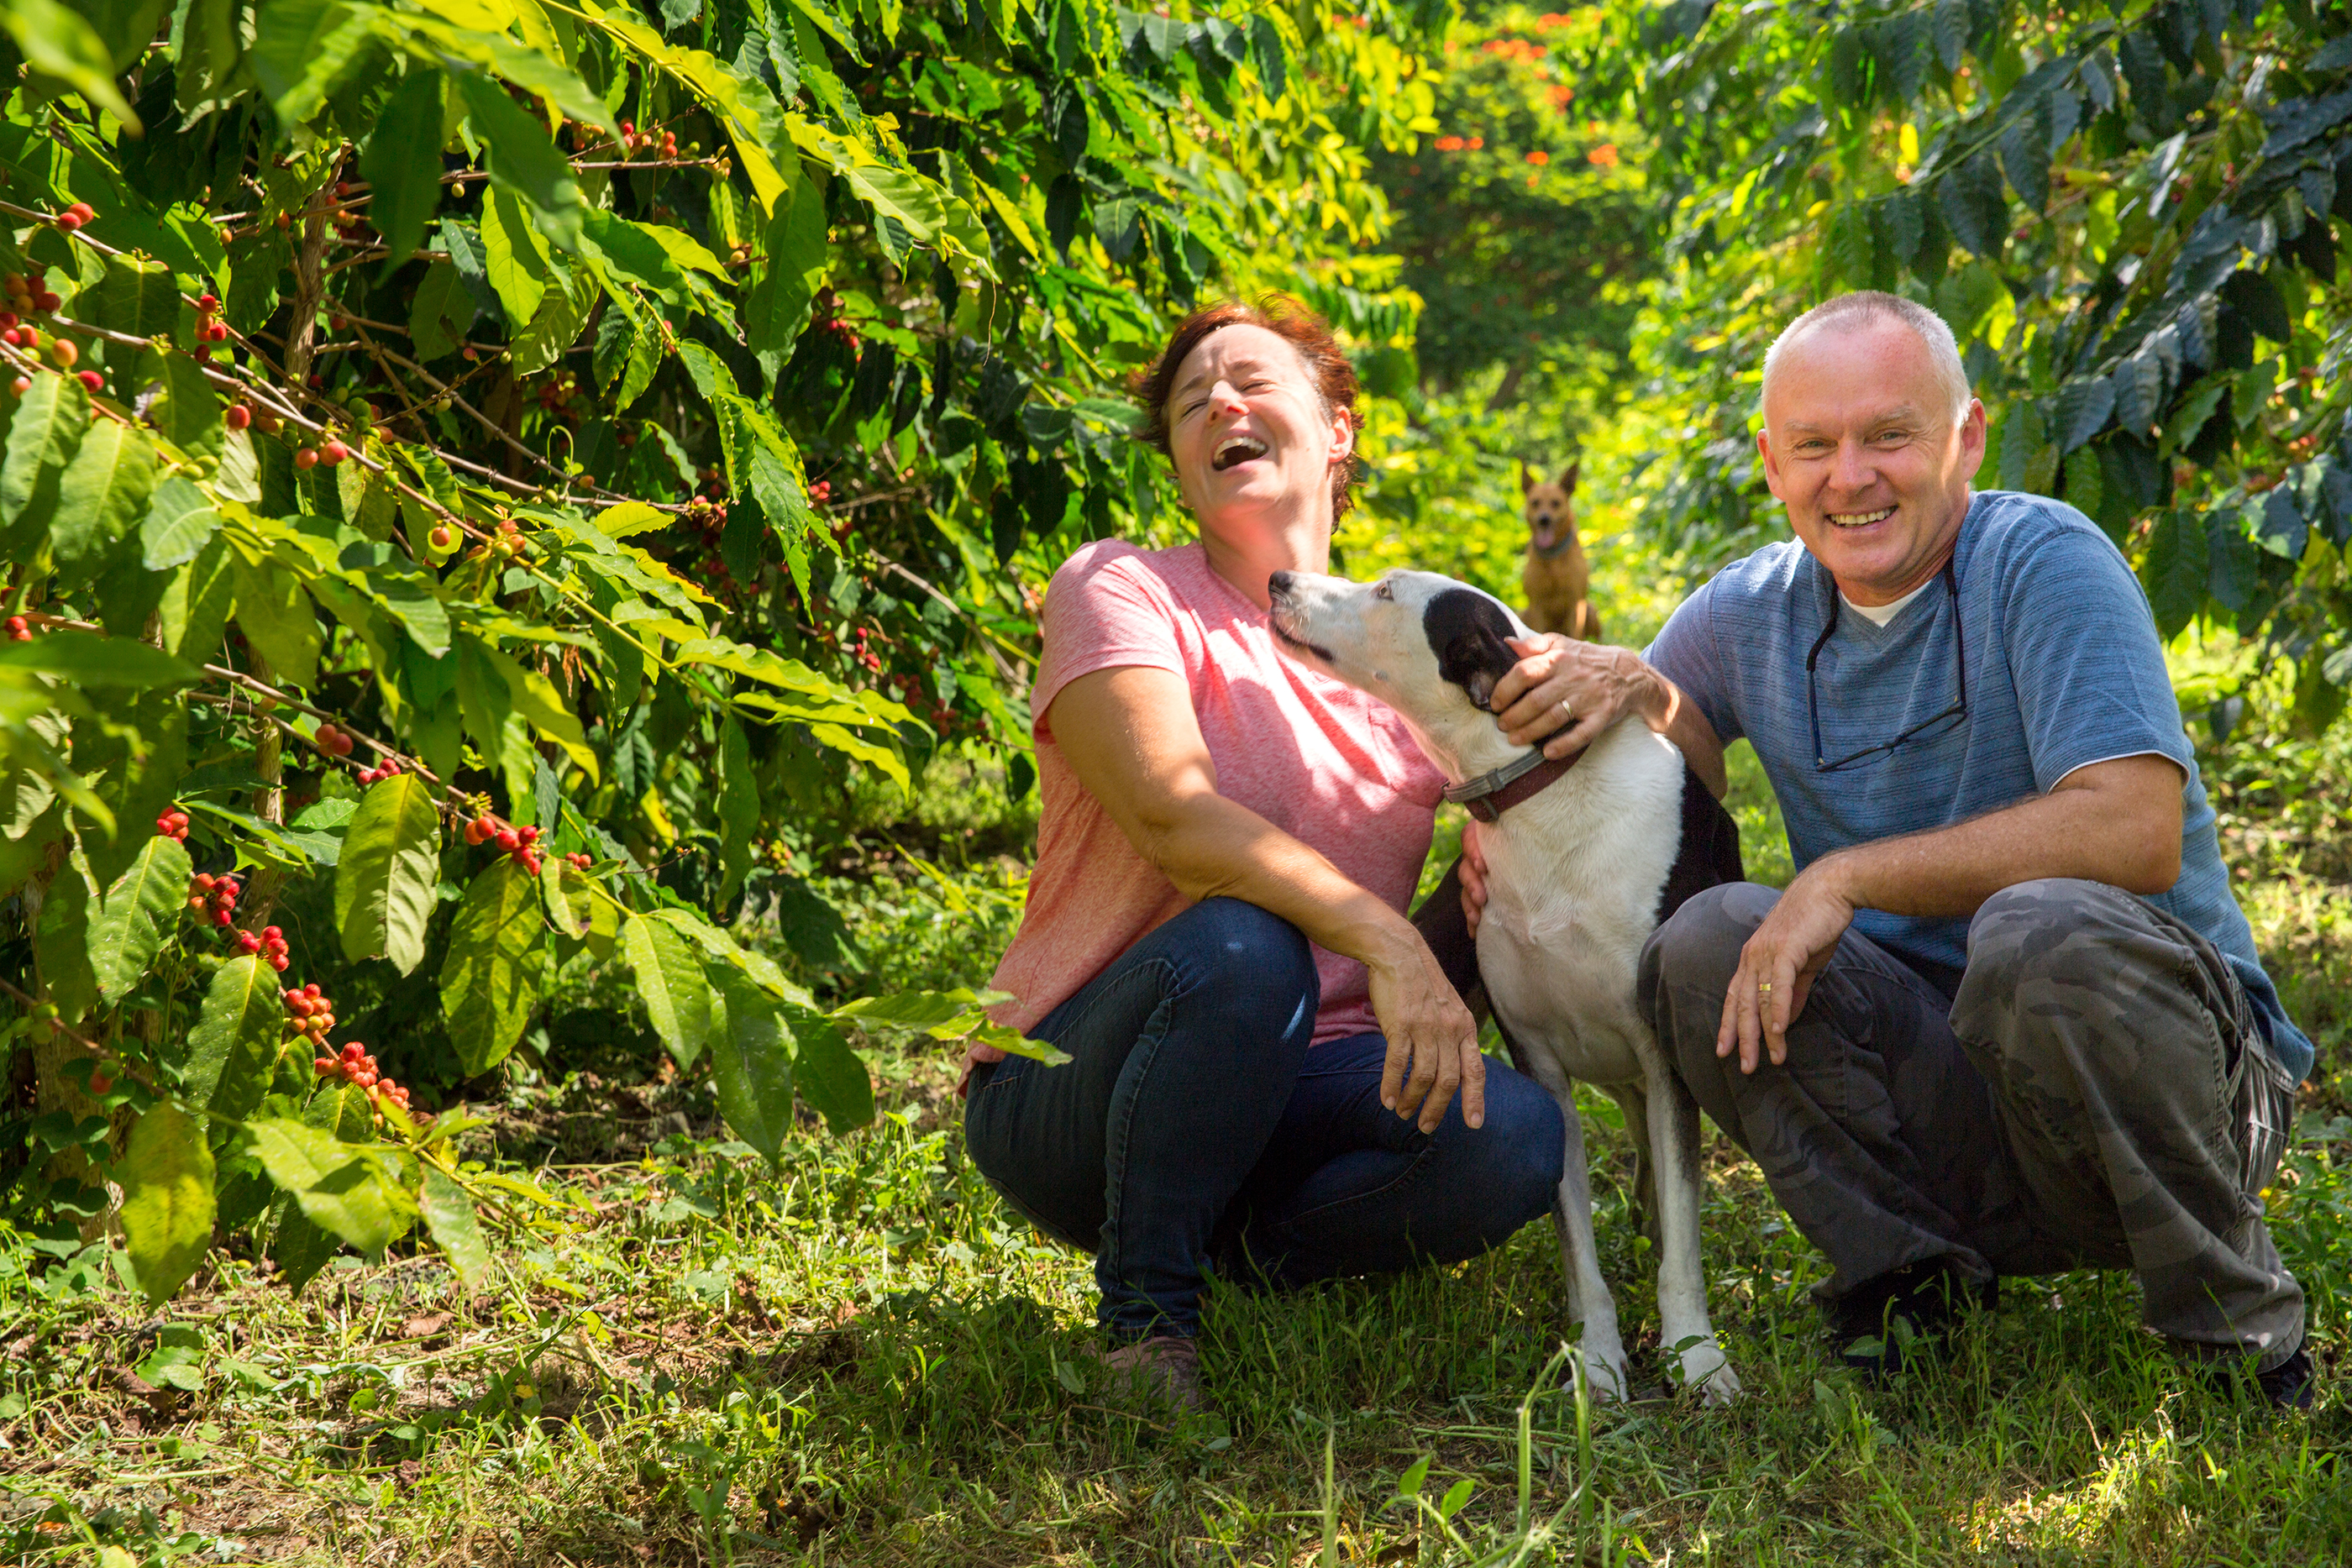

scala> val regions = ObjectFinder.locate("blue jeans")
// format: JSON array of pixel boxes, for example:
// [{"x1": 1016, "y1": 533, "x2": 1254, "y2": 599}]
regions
[{"x1": 963, "y1": 896, "x2": 1565, "y2": 1341}]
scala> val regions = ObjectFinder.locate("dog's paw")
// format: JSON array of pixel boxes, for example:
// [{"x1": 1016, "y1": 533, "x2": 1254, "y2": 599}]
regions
[{"x1": 1677, "y1": 1341, "x2": 1742, "y2": 1407}]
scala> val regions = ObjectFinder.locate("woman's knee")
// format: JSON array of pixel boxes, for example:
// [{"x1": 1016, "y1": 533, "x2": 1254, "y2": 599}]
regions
[
  {"x1": 1477, "y1": 1068, "x2": 1567, "y2": 1223},
  {"x1": 1178, "y1": 897, "x2": 1320, "y2": 1045}
]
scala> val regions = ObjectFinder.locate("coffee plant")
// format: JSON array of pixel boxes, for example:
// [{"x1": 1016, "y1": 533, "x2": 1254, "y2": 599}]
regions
[{"x1": 0, "y1": 0, "x2": 1437, "y2": 1301}]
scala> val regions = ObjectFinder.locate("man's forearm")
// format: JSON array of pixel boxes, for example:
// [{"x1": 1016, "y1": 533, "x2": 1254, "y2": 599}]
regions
[{"x1": 1813, "y1": 761, "x2": 2183, "y2": 917}]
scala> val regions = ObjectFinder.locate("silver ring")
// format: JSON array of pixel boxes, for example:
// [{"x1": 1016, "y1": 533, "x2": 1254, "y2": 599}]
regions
[{"x1": 1557, "y1": 699, "x2": 1572, "y2": 718}]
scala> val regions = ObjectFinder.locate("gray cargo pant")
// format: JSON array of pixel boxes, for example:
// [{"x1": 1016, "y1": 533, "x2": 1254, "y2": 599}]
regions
[{"x1": 1640, "y1": 878, "x2": 2303, "y2": 1371}]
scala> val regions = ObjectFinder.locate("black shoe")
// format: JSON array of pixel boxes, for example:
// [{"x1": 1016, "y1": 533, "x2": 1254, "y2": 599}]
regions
[
  {"x1": 1827, "y1": 1258, "x2": 1997, "y2": 1383},
  {"x1": 2202, "y1": 1345, "x2": 2315, "y2": 1410}
]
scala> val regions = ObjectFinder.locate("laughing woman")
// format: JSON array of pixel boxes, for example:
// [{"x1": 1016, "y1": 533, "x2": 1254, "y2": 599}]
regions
[{"x1": 961, "y1": 300, "x2": 1566, "y2": 1409}]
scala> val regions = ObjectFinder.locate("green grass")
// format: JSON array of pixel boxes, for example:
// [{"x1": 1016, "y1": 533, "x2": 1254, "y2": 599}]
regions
[{"x1": 8, "y1": 675, "x2": 2352, "y2": 1567}]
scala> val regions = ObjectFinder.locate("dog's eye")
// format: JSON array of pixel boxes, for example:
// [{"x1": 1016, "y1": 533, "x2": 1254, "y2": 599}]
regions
[{"x1": 1373, "y1": 581, "x2": 1393, "y2": 600}]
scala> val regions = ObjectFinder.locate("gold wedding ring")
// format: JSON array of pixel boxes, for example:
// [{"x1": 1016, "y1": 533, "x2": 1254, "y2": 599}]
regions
[{"x1": 1757, "y1": 982, "x2": 1774, "y2": 994}]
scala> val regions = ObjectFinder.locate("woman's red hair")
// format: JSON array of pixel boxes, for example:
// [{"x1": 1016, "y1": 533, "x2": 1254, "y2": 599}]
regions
[{"x1": 1131, "y1": 298, "x2": 1364, "y2": 521}]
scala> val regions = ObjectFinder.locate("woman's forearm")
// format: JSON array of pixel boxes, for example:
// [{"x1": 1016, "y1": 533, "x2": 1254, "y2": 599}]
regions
[{"x1": 1138, "y1": 790, "x2": 1418, "y2": 969}]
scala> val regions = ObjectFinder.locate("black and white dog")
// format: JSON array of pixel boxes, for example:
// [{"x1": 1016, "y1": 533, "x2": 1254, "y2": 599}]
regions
[{"x1": 1268, "y1": 567, "x2": 1746, "y2": 1404}]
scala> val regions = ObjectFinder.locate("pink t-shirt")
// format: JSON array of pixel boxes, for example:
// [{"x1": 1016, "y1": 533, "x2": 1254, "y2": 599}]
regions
[{"x1": 974, "y1": 541, "x2": 1445, "y2": 1075}]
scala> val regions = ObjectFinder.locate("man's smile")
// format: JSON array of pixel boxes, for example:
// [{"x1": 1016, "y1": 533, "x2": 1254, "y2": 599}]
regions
[{"x1": 1826, "y1": 506, "x2": 1897, "y2": 529}]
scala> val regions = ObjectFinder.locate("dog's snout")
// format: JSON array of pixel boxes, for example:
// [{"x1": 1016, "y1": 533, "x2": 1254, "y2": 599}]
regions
[{"x1": 1268, "y1": 570, "x2": 1295, "y2": 601}]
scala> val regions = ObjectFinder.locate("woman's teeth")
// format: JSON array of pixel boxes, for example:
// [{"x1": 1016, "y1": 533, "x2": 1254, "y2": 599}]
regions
[
  {"x1": 1213, "y1": 435, "x2": 1268, "y2": 471},
  {"x1": 1828, "y1": 506, "x2": 1895, "y2": 528}
]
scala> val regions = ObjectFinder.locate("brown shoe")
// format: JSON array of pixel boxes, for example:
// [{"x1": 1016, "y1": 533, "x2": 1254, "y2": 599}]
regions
[{"x1": 1095, "y1": 1334, "x2": 1205, "y2": 1414}]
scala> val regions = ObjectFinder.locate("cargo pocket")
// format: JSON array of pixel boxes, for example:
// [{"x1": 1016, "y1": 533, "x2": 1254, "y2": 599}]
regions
[{"x1": 2234, "y1": 1027, "x2": 2298, "y2": 1199}]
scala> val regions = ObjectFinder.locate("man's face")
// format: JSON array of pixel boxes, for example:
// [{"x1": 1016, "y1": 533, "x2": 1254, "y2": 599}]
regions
[{"x1": 1757, "y1": 317, "x2": 1987, "y2": 605}]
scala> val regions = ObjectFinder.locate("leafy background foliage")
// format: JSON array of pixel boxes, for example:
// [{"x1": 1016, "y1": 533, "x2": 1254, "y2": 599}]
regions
[{"x1": 0, "y1": 0, "x2": 1438, "y2": 1294}]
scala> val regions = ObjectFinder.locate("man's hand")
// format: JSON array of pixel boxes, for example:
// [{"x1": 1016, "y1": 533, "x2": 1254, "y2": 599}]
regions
[
  {"x1": 1717, "y1": 861, "x2": 1857, "y2": 1073},
  {"x1": 1458, "y1": 820, "x2": 1489, "y2": 938},
  {"x1": 1489, "y1": 635, "x2": 1659, "y2": 759},
  {"x1": 1368, "y1": 929, "x2": 1487, "y2": 1132}
]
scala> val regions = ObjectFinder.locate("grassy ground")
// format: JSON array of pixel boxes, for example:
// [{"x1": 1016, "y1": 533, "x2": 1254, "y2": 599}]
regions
[{"x1": 8, "y1": 700, "x2": 2352, "y2": 1566}]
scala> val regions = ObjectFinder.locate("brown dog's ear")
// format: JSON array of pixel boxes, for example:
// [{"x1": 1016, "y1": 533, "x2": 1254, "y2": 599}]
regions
[
  {"x1": 1557, "y1": 462, "x2": 1580, "y2": 496},
  {"x1": 1519, "y1": 460, "x2": 1534, "y2": 496}
]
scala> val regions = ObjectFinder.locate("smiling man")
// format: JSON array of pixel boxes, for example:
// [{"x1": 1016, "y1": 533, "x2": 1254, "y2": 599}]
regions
[{"x1": 1478, "y1": 291, "x2": 2314, "y2": 1404}]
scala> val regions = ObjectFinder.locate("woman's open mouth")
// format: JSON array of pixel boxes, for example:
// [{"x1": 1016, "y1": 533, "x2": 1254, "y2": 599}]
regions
[{"x1": 1212, "y1": 434, "x2": 1268, "y2": 471}]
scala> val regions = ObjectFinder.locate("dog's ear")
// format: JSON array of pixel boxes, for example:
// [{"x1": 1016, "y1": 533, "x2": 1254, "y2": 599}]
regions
[
  {"x1": 1424, "y1": 589, "x2": 1519, "y2": 712},
  {"x1": 1557, "y1": 461, "x2": 1580, "y2": 497},
  {"x1": 1519, "y1": 460, "x2": 1534, "y2": 497}
]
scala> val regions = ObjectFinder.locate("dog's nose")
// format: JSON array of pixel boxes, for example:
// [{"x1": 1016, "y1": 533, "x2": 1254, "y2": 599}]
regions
[{"x1": 1268, "y1": 570, "x2": 1294, "y2": 600}]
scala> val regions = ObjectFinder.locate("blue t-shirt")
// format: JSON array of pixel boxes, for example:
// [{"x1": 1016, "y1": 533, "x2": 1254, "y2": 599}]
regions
[{"x1": 1646, "y1": 489, "x2": 2313, "y2": 1081}]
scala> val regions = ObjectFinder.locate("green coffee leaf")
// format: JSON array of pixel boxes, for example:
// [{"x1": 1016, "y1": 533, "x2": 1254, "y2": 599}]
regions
[
  {"x1": 245, "y1": 1117, "x2": 407, "y2": 1253},
  {"x1": 364, "y1": 67, "x2": 448, "y2": 272},
  {"x1": 184, "y1": 953, "x2": 283, "y2": 1121},
  {"x1": 708, "y1": 968, "x2": 793, "y2": 1162},
  {"x1": 118, "y1": 1104, "x2": 217, "y2": 1305},
  {"x1": 784, "y1": 1005, "x2": 872, "y2": 1134},
  {"x1": 51, "y1": 420, "x2": 159, "y2": 574},
  {"x1": 622, "y1": 912, "x2": 711, "y2": 1070},
  {"x1": 88, "y1": 832, "x2": 191, "y2": 999},
  {"x1": 419, "y1": 1165, "x2": 490, "y2": 1285},
  {"x1": 438, "y1": 857, "x2": 545, "y2": 1075},
  {"x1": 334, "y1": 773, "x2": 442, "y2": 974}
]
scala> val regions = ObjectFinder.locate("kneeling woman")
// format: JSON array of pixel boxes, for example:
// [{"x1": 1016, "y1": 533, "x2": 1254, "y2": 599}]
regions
[{"x1": 963, "y1": 301, "x2": 1565, "y2": 1404}]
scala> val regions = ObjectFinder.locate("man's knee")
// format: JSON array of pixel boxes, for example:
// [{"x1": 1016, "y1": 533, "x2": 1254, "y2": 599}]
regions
[{"x1": 1960, "y1": 878, "x2": 2159, "y2": 1039}]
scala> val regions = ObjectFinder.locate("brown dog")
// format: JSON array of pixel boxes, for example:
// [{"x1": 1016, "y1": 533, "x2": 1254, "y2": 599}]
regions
[{"x1": 1519, "y1": 461, "x2": 1601, "y2": 642}]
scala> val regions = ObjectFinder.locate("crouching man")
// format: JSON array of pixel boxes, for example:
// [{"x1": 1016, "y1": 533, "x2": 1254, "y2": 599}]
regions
[{"x1": 1474, "y1": 291, "x2": 2313, "y2": 1403}]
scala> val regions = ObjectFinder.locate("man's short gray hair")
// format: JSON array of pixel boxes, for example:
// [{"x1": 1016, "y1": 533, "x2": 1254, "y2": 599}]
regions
[{"x1": 1761, "y1": 291, "x2": 1973, "y2": 422}]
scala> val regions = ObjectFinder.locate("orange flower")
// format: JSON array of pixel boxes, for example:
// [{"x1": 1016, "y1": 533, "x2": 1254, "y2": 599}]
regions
[
  {"x1": 1550, "y1": 85, "x2": 1575, "y2": 108},
  {"x1": 1525, "y1": 149, "x2": 1551, "y2": 165},
  {"x1": 1435, "y1": 135, "x2": 1466, "y2": 151},
  {"x1": 1468, "y1": 136, "x2": 1485, "y2": 149},
  {"x1": 1587, "y1": 144, "x2": 1620, "y2": 167}
]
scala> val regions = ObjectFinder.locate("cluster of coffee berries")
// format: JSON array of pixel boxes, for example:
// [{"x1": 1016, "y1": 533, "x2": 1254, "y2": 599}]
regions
[
  {"x1": 3, "y1": 267, "x2": 60, "y2": 317},
  {"x1": 155, "y1": 805, "x2": 191, "y2": 843},
  {"x1": 192, "y1": 291, "x2": 232, "y2": 350},
  {"x1": 564, "y1": 851, "x2": 592, "y2": 871},
  {"x1": 617, "y1": 119, "x2": 680, "y2": 157},
  {"x1": 533, "y1": 367, "x2": 583, "y2": 415},
  {"x1": 314, "y1": 1041, "x2": 413, "y2": 1113},
  {"x1": 284, "y1": 983, "x2": 337, "y2": 1041},
  {"x1": 51, "y1": 201, "x2": 96, "y2": 233},
  {"x1": 472, "y1": 517, "x2": 530, "y2": 564},
  {"x1": 328, "y1": 181, "x2": 371, "y2": 245},
  {"x1": 4, "y1": 615, "x2": 32, "y2": 642},
  {"x1": 465, "y1": 817, "x2": 545, "y2": 875},
  {"x1": 234, "y1": 924, "x2": 292, "y2": 971},
  {"x1": 808, "y1": 480, "x2": 832, "y2": 505},
  {"x1": 293, "y1": 437, "x2": 350, "y2": 470},
  {"x1": 312, "y1": 721, "x2": 356, "y2": 758},
  {"x1": 186, "y1": 871, "x2": 241, "y2": 926},
  {"x1": 356, "y1": 755, "x2": 404, "y2": 787},
  {"x1": 850, "y1": 624, "x2": 886, "y2": 675}
]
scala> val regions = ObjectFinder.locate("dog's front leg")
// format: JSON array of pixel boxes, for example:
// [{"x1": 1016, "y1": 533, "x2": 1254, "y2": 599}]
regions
[
  {"x1": 1642, "y1": 1058, "x2": 1740, "y2": 1405},
  {"x1": 1552, "y1": 1091, "x2": 1630, "y2": 1402}
]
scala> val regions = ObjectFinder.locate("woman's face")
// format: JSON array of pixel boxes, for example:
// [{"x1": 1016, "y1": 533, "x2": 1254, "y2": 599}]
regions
[{"x1": 1164, "y1": 324, "x2": 1353, "y2": 531}]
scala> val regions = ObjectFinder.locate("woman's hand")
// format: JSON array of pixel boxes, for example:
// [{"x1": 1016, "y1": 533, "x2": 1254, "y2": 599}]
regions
[
  {"x1": 1488, "y1": 634, "x2": 1729, "y2": 799},
  {"x1": 1489, "y1": 635, "x2": 1660, "y2": 758},
  {"x1": 1368, "y1": 926, "x2": 1487, "y2": 1132}
]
